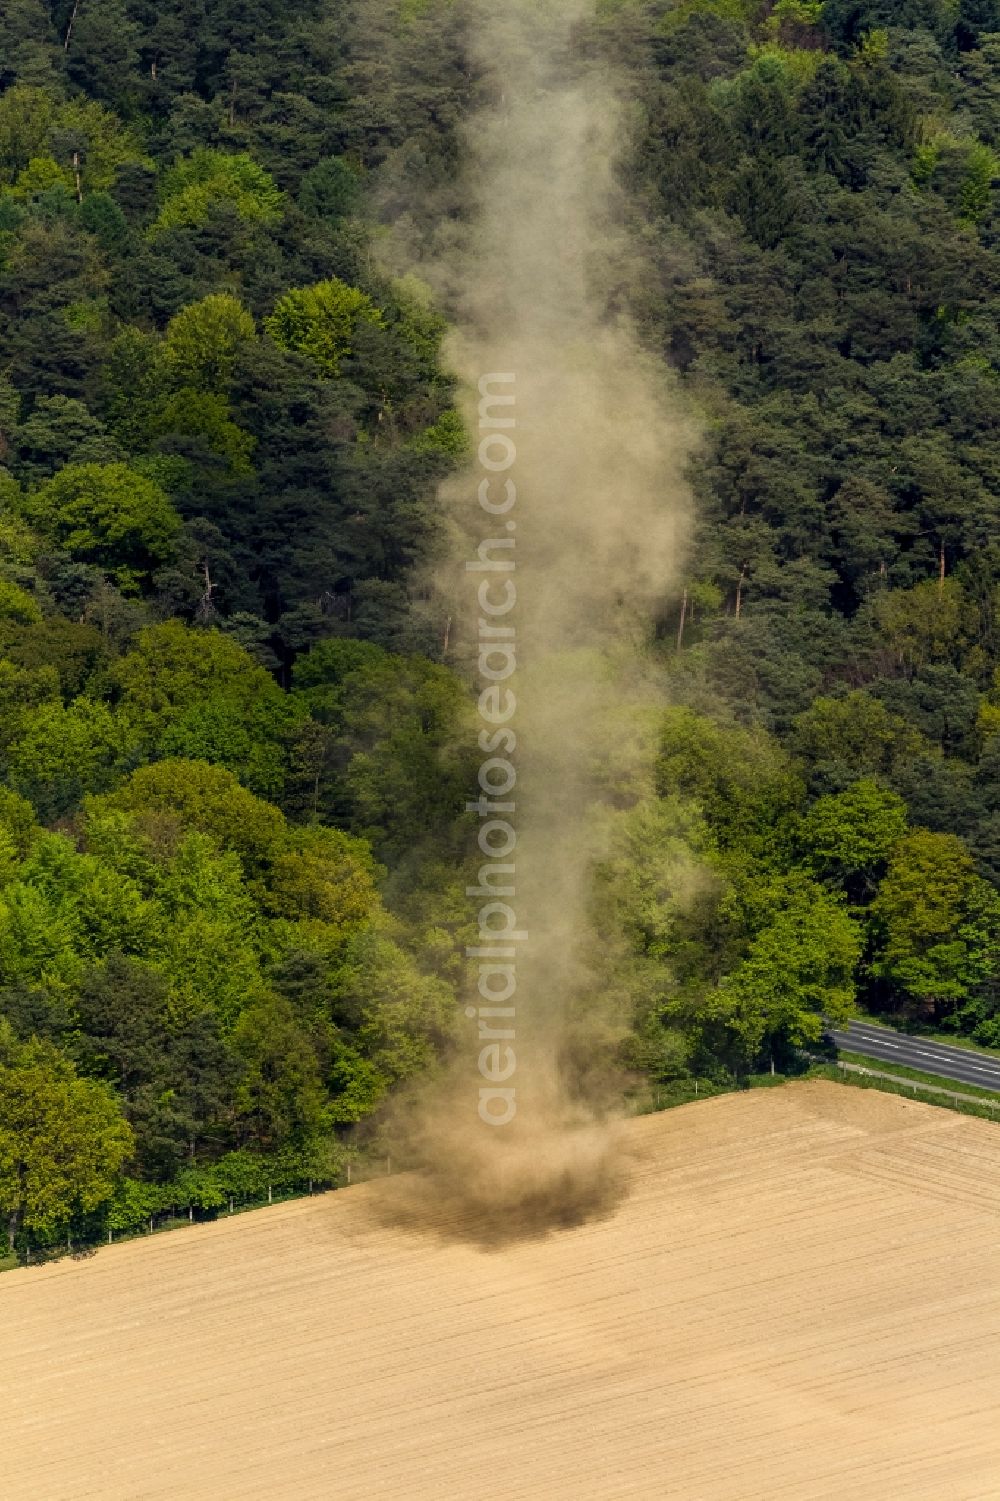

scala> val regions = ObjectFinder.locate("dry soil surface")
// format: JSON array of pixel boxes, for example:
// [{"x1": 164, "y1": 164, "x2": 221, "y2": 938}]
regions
[{"x1": 5, "y1": 1079, "x2": 1000, "y2": 1500}]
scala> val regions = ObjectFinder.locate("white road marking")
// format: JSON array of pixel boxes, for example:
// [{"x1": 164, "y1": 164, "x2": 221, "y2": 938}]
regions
[{"x1": 835, "y1": 1026, "x2": 1000, "y2": 1087}]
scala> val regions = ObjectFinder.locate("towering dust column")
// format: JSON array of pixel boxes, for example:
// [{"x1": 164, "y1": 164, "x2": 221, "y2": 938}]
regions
[{"x1": 396, "y1": 0, "x2": 693, "y2": 1233}]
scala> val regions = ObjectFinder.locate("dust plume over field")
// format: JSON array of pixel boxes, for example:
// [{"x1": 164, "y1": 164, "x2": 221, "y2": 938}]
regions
[
  {"x1": 377, "y1": 0, "x2": 695, "y2": 1235},
  {"x1": 369, "y1": 1081, "x2": 629, "y2": 1246},
  {"x1": 6, "y1": 1083, "x2": 1000, "y2": 1499}
]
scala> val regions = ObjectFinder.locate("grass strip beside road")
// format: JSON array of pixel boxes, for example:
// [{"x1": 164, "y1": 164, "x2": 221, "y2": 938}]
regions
[{"x1": 836, "y1": 1049, "x2": 1000, "y2": 1101}]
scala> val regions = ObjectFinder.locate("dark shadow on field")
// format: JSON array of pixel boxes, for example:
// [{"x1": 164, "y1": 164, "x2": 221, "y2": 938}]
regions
[{"x1": 358, "y1": 1153, "x2": 629, "y2": 1251}]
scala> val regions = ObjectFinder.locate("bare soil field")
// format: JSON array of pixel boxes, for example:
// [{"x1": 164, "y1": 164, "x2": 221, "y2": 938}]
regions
[{"x1": 5, "y1": 1079, "x2": 1000, "y2": 1500}]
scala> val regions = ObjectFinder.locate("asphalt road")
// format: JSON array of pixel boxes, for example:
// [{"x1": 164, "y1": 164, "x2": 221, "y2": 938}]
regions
[{"x1": 831, "y1": 1020, "x2": 1000, "y2": 1093}]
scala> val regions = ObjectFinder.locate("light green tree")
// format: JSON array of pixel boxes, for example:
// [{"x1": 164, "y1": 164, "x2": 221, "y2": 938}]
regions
[
  {"x1": 163, "y1": 293, "x2": 256, "y2": 393},
  {"x1": 6, "y1": 697, "x2": 134, "y2": 814},
  {"x1": 870, "y1": 830, "x2": 1000, "y2": 1008},
  {"x1": 872, "y1": 578, "x2": 972, "y2": 675},
  {"x1": 0, "y1": 878, "x2": 82, "y2": 991},
  {"x1": 960, "y1": 142, "x2": 998, "y2": 224},
  {"x1": 656, "y1": 706, "x2": 803, "y2": 861},
  {"x1": 21, "y1": 463, "x2": 180, "y2": 586},
  {"x1": 152, "y1": 389, "x2": 256, "y2": 475},
  {"x1": 976, "y1": 665, "x2": 1000, "y2": 741},
  {"x1": 0, "y1": 578, "x2": 41, "y2": 625},
  {"x1": 113, "y1": 620, "x2": 282, "y2": 719},
  {"x1": 105, "y1": 1177, "x2": 161, "y2": 1239},
  {"x1": 87, "y1": 759, "x2": 288, "y2": 874},
  {"x1": 0, "y1": 1031, "x2": 133, "y2": 1251},
  {"x1": 707, "y1": 877, "x2": 862, "y2": 1064},
  {"x1": 265, "y1": 826, "x2": 381, "y2": 930},
  {"x1": 0, "y1": 831, "x2": 154, "y2": 971},
  {"x1": 111, "y1": 622, "x2": 299, "y2": 794},
  {"x1": 11, "y1": 155, "x2": 68, "y2": 198},
  {"x1": 797, "y1": 779, "x2": 908, "y2": 896},
  {"x1": 171, "y1": 1166, "x2": 227, "y2": 1220},
  {"x1": 151, "y1": 835, "x2": 266, "y2": 1027},
  {"x1": 265, "y1": 278, "x2": 384, "y2": 378},
  {"x1": 0, "y1": 86, "x2": 147, "y2": 193},
  {"x1": 151, "y1": 149, "x2": 283, "y2": 235},
  {"x1": 211, "y1": 1151, "x2": 268, "y2": 1212},
  {"x1": 347, "y1": 930, "x2": 457, "y2": 1091},
  {"x1": 790, "y1": 690, "x2": 930, "y2": 781},
  {"x1": 0, "y1": 787, "x2": 39, "y2": 865}
]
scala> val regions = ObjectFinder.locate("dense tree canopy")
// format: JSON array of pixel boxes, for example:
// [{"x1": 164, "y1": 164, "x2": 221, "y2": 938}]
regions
[{"x1": 1, "y1": 0, "x2": 1000, "y2": 1252}]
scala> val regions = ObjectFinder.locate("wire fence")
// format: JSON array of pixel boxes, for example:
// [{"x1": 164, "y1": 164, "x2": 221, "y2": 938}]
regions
[
  {"x1": 10, "y1": 1060, "x2": 998, "y2": 1274},
  {"x1": 814, "y1": 1060, "x2": 1000, "y2": 1123}
]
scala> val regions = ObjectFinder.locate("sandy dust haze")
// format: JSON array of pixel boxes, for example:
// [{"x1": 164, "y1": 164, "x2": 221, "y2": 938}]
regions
[
  {"x1": 377, "y1": 0, "x2": 696, "y2": 1233},
  {"x1": 6, "y1": 1082, "x2": 1000, "y2": 1498}
]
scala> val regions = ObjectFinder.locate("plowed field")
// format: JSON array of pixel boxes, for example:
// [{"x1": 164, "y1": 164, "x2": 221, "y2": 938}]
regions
[{"x1": 5, "y1": 1080, "x2": 1000, "y2": 1499}]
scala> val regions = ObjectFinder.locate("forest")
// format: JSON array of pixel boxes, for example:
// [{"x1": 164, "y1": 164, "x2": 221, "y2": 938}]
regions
[{"x1": 1, "y1": 0, "x2": 999, "y2": 1254}]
